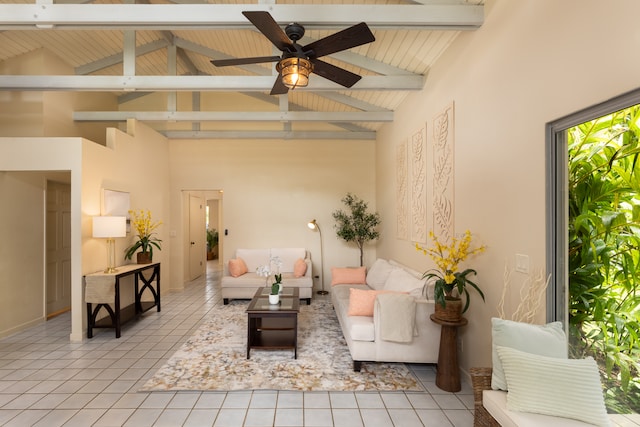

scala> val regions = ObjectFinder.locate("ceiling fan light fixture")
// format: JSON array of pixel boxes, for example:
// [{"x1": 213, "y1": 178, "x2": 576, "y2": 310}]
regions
[{"x1": 277, "y1": 57, "x2": 313, "y2": 89}]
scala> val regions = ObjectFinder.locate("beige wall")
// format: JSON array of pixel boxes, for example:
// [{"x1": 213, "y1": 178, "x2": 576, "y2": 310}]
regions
[
  {"x1": 168, "y1": 138, "x2": 377, "y2": 292},
  {"x1": 0, "y1": 120, "x2": 170, "y2": 341},
  {"x1": 0, "y1": 138, "x2": 84, "y2": 340},
  {"x1": 79, "y1": 121, "x2": 171, "y2": 340},
  {"x1": 0, "y1": 172, "x2": 47, "y2": 336},
  {"x1": 376, "y1": 0, "x2": 640, "y2": 371},
  {"x1": 0, "y1": 48, "x2": 118, "y2": 144}
]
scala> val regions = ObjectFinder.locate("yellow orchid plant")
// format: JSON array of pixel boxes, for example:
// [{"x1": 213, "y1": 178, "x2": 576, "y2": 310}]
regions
[
  {"x1": 124, "y1": 209, "x2": 162, "y2": 261},
  {"x1": 416, "y1": 230, "x2": 486, "y2": 312}
]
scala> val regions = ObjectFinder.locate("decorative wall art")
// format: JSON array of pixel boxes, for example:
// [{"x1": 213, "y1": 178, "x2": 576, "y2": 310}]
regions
[
  {"x1": 410, "y1": 126, "x2": 427, "y2": 243},
  {"x1": 102, "y1": 188, "x2": 131, "y2": 232},
  {"x1": 430, "y1": 102, "x2": 455, "y2": 242},
  {"x1": 396, "y1": 140, "x2": 409, "y2": 240}
]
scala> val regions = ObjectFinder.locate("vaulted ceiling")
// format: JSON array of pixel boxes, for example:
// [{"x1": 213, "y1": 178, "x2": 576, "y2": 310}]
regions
[{"x1": 0, "y1": 0, "x2": 484, "y2": 140}]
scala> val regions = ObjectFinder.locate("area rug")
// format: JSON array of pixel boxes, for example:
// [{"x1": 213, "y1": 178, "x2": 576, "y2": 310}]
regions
[{"x1": 140, "y1": 300, "x2": 423, "y2": 392}]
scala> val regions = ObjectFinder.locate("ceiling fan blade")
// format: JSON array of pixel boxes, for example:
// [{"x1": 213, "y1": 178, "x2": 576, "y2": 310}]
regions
[
  {"x1": 242, "y1": 11, "x2": 293, "y2": 52},
  {"x1": 303, "y1": 22, "x2": 375, "y2": 59},
  {"x1": 269, "y1": 74, "x2": 289, "y2": 96},
  {"x1": 311, "y1": 59, "x2": 362, "y2": 88},
  {"x1": 211, "y1": 56, "x2": 281, "y2": 67}
]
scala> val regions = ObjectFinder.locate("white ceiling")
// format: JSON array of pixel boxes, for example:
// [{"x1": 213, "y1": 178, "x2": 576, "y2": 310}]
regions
[{"x1": 0, "y1": 0, "x2": 484, "y2": 140}]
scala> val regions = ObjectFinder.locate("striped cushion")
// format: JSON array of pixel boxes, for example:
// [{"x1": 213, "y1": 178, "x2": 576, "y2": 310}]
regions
[{"x1": 497, "y1": 346, "x2": 610, "y2": 427}]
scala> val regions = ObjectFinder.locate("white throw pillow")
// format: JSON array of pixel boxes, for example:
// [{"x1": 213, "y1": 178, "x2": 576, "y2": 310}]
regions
[
  {"x1": 491, "y1": 318, "x2": 567, "y2": 390},
  {"x1": 497, "y1": 346, "x2": 610, "y2": 427},
  {"x1": 236, "y1": 249, "x2": 270, "y2": 272},
  {"x1": 366, "y1": 259, "x2": 396, "y2": 290},
  {"x1": 270, "y1": 248, "x2": 306, "y2": 272},
  {"x1": 384, "y1": 267, "x2": 424, "y2": 297}
]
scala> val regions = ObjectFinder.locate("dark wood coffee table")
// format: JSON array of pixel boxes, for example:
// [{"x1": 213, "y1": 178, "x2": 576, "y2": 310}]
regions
[{"x1": 246, "y1": 287, "x2": 300, "y2": 359}]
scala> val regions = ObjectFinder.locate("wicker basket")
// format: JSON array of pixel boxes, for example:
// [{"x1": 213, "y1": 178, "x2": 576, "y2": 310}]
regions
[
  {"x1": 470, "y1": 367, "x2": 501, "y2": 427},
  {"x1": 433, "y1": 297, "x2": 462, "y2": 322}
]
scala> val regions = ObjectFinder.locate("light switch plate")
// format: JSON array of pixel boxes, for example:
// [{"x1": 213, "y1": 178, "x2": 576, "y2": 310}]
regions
[{"x1": 515, "y1": 254, "x2": 530, "y2": 273}]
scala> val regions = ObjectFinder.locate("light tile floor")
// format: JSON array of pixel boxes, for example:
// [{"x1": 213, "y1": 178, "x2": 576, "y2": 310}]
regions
[{"x1": 0, "y1": 264, "x2": 475, "y2": 427}]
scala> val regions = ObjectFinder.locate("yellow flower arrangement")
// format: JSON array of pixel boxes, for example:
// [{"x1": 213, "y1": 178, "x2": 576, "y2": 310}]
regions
[
  {"x1": 124, "y1": 209, "x2": 162, "y2": 261},
  {"x1": 416, "y1": 230, "x2": 486, "y2": 312}
]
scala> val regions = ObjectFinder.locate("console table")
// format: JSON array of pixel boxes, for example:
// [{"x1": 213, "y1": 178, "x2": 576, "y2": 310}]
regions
[{"x1": 85, "y1": 262, "x2": 160, "y2": 338}]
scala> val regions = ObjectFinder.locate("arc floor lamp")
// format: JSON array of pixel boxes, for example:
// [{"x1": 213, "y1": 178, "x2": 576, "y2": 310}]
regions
[{"x1": 307, "y1": 219, "x2": 328, "y2": 295}]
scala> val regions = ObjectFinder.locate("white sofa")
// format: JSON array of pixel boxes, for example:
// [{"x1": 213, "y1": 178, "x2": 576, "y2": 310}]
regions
[
  {"x1": 221, "y1": 248, "x2": 313, "y2": 304},
  {"x1": 330, "y1": 258, "x2": 441, "y2": 371}
]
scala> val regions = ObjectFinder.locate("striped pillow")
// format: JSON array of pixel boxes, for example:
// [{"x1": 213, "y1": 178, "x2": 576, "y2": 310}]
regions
[{"x1": 497, "y1": 346, "x2": 610, "y2": 427}]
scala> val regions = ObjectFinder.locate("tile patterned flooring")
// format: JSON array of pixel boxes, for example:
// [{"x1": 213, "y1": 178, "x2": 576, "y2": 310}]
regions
[{"x1": 0, "y1": 264, "x2": 474, "y2": 427}]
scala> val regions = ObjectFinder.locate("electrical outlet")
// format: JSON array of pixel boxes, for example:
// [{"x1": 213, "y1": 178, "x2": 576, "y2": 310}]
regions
[{"x1": 515, "y1": 253, "x2": 530, "y2": 273}]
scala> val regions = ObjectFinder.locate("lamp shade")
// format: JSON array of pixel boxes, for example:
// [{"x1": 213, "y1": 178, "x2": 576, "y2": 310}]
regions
[
  {"x1": 308, "y1": 219, "x2": 319, "y2": 230},
  {"x1": 93, "y1": 216, "x2": 126, "y2": 238},
  {"x1": 277, "y1": 57, "x2": 313, "y2": 89}
]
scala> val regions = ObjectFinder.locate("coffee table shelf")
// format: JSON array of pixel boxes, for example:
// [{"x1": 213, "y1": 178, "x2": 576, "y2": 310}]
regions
[{"x1": 246, "y1": 287, "x2": 300, "y2": 359}]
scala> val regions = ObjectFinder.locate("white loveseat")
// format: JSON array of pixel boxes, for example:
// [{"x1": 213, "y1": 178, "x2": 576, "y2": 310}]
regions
[
  {"x1": 330, "y1": 258, "x2": 441, "y2": 371},
  {"x1": 221, "y1": 248, "x2": 313, "y2": 304}
]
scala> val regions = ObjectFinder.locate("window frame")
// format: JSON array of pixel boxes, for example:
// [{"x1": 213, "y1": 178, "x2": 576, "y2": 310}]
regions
[{"x1": 546, "y1": 87, "x2": 640, "y2": 325}]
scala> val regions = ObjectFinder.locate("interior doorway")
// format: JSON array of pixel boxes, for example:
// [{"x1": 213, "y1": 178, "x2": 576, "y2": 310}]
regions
[
  {"x1": 205, "y1": 191, "x2": 223, "y2": 273},
  {"x1": 46, "y1": 180, "x2": 72, "y2": 319},
  {"x1": 184, "y1": 190, "x2": 223, "y2": 283},
  {"x1": 188, "y1": 194, "x2": 205, "y2": 281}
]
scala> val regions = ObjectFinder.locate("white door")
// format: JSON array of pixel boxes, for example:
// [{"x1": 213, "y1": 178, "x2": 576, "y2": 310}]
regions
[
  {"x1": 189, "y1": 194, "x2": 205, "y2": 280},
  {"x1": 46, "y1": 181, "x2": 71, "y2": 318}
]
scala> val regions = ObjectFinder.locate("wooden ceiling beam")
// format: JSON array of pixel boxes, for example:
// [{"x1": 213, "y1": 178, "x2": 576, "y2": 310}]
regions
[{"x1": 0, "y1": 4, "x2": 483, "y2": 30}]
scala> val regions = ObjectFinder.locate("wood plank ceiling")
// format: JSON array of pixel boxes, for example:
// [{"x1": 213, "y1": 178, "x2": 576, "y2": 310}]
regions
[{"x1": 0, "y1": 0, "x2": 484, "y2": 140}]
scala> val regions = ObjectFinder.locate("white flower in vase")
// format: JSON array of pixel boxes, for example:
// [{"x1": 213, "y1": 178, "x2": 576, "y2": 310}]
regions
[{"x1": 256, "y1": 264, "x2": 272, "y2": 288}]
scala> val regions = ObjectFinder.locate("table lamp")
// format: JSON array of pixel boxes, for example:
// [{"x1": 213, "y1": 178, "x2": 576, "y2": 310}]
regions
[{"x1": 93, "y1": 216, "x2": 127, "y2": 273}]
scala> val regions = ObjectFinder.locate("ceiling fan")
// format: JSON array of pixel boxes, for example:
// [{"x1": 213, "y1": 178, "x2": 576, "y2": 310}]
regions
[{"x1": 210, "y1": 11, "x2": 375, "y2": 95}]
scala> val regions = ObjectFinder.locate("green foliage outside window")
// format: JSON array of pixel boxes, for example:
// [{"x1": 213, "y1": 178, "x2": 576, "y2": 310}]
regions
[{"x1": 568, "y1": 105, "x2": 640, "y2": 413}]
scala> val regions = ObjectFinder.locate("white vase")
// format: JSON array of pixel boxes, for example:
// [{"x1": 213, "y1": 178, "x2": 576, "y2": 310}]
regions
[{"x1": 269, "y1": 294, "x2": 279, "y2": 305}]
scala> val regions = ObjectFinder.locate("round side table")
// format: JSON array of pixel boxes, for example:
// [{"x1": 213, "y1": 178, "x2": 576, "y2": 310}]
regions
[{"x1": 430, "y1": 314, "x2": 468, "y2": 392}]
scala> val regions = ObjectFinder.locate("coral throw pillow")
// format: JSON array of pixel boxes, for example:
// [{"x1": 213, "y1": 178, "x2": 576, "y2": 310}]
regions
[
  {"x1": 331, "y1": 266, "x2": 366, "y2": 286},
  {"x1": 293, "y1": 258, "x2": 307, "y2": 277},
  {"x1": 348, "y1": 288, "x2": 406, "y2": 316},
  {"x1": 228, "y1": 258, "x2": 248, "y2": 277}
]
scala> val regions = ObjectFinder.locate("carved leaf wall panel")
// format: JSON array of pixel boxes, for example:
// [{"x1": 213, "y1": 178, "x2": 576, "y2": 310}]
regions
[
  {"x1": 410, "y1": 127, "x2": 427, "y2": 243},
  {"x1": 430, "y1": 102, "x2": 455, "y2": 242},
  {"x1": 396, "y1": 140, "x2": 409, "y2": 240}
]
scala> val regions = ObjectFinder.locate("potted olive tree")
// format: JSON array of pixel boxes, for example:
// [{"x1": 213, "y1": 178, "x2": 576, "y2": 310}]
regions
[{"x1": 332, "y1": 193, "x2": 381, "y2": 266}]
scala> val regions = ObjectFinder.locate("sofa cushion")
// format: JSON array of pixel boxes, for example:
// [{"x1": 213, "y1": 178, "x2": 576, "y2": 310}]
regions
[
  {"x1": 279, "y1": 272, "x2": 313, "y2": 288},
  {"x1": 348, "y1": 288, "x2": 405, "y2": 316},
  {"x1": 271, "y1": 248, "x2": 306, "y2": 272},
  {"x1": 497, "y1": 346, "x2": 610, "y2": 427},
  {"x1": 366, "y1": 258, "x2": 396, "y2": 290},
  {"x1": 228, "y1": 258, "x2": 248, "y2": 277},
  {"x1": 294, "y1": 258, "x2": 307, "y2": 277},
  {"x1": 331, "y1": 266, "x2": 366, "y2": 286},
  {"x1": 383, "y1": 267, "x2": 424, "y2": 297},
  {"x1": 221, "y1": 273, "x2": 265, "y2": 288},
  {"x1": 331, "y1": 284, "x2": 374, "y2": 341},
  {"x1": 236, "y1": 249, "x2": 270, "y2": 272},
  {"x1": 483, "y1": 390, "x2": 595, "y2": 427},
  {"x1": 491, "y1": 318, "x2": 567, "y2": 391}
]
